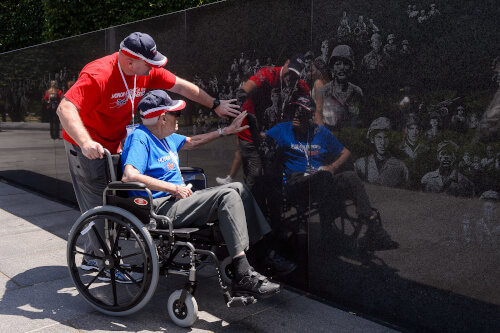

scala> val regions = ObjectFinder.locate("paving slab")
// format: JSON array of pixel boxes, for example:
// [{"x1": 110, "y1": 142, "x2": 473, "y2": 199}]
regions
[
  {"x1": 0, "y1": 252, "x2": 67, "y2": 288},
  {"x1": 0, "y1": 277, "x2": 94, "y2": 333},
  {"x1": 0, "y1": 228, "x2": 66, "y2": 261}
]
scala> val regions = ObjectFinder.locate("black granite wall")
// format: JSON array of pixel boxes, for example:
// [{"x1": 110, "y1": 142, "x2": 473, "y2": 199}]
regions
[{"x1": 0, "y1": 0, "x2": 499, "y2": 331}]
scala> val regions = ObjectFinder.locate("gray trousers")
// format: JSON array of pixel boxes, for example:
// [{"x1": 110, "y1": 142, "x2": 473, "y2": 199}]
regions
[
  {"x1": 155, "y1": 182, "x2": 271, "y2": 257},
  {"x1": 64, "y1": 140, "x2": 107, "y2": 264}
]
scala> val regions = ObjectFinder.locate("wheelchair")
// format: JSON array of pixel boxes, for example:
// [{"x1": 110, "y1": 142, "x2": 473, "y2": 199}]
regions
[{"x1": 66, "y1": 149, "x2": 255, "y2": 328}]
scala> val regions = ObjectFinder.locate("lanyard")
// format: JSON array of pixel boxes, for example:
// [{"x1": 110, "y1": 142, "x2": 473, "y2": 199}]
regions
[
  {"x1": 118, "y1": 62, "x2": 137, "y2": 125},
  {"x1": 155, "y1": 136, "x2": 181, "y2": 173},
  {"x1": 296, "y1": 132, "x2": 311, "y2": 173},
  {"x1": 279, "y1": 67, "x2": 299, "y2": 121}
]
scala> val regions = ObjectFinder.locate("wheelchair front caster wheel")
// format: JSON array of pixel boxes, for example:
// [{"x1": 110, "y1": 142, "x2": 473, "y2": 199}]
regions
[
  {"x1": 220, "y1": 256, "x2": 234, "y2": 286},
  {"x1": 167, "y1": 290, "x2": 198, "y2": 327}
]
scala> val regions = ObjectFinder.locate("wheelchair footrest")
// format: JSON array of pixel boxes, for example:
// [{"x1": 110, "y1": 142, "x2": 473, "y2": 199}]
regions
[{"x1": 226, "y1": 295, "x2": 257, "y2": 307}]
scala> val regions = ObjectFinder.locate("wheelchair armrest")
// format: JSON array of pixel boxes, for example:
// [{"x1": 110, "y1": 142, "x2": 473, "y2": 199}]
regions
[
  {"x1": 107, "y1": 181, "x2": 147, "y2": 190},
  {"x1": 180, "y1": 167, "x2": 204, "y2": 174}
]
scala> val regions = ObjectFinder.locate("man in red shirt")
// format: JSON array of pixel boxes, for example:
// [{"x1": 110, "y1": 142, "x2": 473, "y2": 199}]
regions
[{"x1": 58, "y1": 32, "x2": 240, "y2": 278}]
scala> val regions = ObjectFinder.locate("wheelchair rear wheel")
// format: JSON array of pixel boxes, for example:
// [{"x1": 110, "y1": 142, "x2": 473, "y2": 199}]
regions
[{"x1": 67, "y1": 206, "x2": 159, "y2": 316}]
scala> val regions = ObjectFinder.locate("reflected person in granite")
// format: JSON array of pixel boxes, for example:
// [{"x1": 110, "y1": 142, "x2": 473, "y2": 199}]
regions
[
  {"x1": 260, "y1": 96, "x2": 398, "y2": 251},
  {"x1": 43, "y1": 80, "x2": 62, "y2": 140}
]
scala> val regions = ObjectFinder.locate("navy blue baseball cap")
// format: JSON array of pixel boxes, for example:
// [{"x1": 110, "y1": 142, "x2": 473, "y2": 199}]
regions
[
  {"x1": 120, "y1": 32, "x2": 168, "y2": 68},
  {"x1": 138, "y1": 90, "x2": 186, "y2": 119},
  {"x1": 290, "y1": 95, "x2": 316, "y2": 113}
]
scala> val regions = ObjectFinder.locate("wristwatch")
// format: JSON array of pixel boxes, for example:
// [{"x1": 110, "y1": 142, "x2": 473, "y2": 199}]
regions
[{"x1": 211, "y1": 99, "x2": 220, "y2": 110}]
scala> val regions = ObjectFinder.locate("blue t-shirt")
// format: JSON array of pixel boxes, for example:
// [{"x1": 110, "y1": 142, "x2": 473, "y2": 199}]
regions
[
  {"x1": 265, "y1": 122, "x2": 344, "y2": 182},
  {"x1": 121, "y1": 125, "x2": 186, "y2": 198}
]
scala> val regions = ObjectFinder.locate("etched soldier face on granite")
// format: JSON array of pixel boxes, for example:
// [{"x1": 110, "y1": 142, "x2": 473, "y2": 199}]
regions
[{"x1": 372, "y1": 131, "x2": 390, "y2": 157}]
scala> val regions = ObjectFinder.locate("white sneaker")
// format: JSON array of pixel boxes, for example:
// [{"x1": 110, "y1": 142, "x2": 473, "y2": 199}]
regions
[
  {"x1": 216, "y1": 175, "x2": 233, "y2": 185},
  {"x1": 81, "y1": 258, "x2": 100, "y2": 271}
]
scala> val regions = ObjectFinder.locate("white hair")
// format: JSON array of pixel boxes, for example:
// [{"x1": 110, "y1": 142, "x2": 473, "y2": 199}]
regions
[{"x1": 141, "y1": 116, "x2": 160, "y2": 126}]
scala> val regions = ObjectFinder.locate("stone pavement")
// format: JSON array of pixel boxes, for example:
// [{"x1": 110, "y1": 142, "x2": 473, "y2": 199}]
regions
[{"x1": 0, "y1": 180, "x2": 401, "y2": 333}]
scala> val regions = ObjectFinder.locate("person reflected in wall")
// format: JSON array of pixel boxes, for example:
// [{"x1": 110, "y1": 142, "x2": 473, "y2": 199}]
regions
[
  {"x1": 235, "y1": 54, "x2": 309, "y2": 207},
  {"x1": 316, "y1": 44, "x2": 364, "y2": 132},
  {"x1": 421, "y1": 140, "x2": 474, "y2": 197},
  {"x1": 259, "y1": 96, "x2": 398, "y2": 251},
  {"x1": 57, "y1": 32, "x2": 241, "y2": 274},
  {"x1": 44, "y1": 80, "x2": 62, "y2": 139},
  {"x1": 355, "y1": 117, "x2": 410, "y2": 188}
]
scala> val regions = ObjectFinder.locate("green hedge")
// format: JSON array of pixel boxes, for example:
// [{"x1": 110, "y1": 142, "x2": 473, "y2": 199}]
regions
[{"x1": 0, "y1": 0, "x2": 220, "y2": 53}]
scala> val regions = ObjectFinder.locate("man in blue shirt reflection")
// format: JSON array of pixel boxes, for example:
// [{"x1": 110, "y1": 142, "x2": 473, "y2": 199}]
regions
[{"x1": 261, "y1": 96, "x2": 398, "y2": 251}]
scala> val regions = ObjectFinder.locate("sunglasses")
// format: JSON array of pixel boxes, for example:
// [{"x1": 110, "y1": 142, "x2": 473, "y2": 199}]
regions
[{"x1": 164, "y1": 111, "x2": 182, "y2": 118}]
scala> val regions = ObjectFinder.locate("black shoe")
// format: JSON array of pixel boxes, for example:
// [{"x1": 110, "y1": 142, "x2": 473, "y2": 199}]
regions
[
  {"x1": 232, "y1": 268, "x2": 282, "y2": 299},
  {"x1": 264, "y1": 250, "x2": 297, "y2": 276},
  {"x1": 359, "y1": 227, "x2": 399, "y2": 251}
]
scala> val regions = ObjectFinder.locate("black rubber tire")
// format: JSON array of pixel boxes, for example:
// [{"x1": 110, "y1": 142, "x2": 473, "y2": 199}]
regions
[{"x1": 67, "y1": 206, "x2": 159, "y2": 316}]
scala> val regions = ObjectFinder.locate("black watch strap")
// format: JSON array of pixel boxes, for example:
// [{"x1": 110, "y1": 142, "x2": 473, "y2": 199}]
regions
[{"x1": 211, "y1": 99, "x2": 220, "y2": 110}]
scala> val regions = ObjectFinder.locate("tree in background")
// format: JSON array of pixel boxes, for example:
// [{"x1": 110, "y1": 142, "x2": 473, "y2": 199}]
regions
[{"x1": 0, "y1": 0, "x2": 219, "y2": 53}]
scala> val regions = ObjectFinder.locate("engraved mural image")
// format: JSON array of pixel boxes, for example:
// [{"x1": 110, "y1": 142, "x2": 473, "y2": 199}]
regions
[
  {"x1": 355, "y1": 117, "x2": 409, "y2": 188},
  {"x1": 315, "y1": 44, "x2": 364, "y2": 131}
]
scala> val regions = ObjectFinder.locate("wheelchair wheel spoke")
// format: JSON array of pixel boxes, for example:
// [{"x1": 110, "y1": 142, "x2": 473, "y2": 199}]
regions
[
  {"x1": 116, "y1": 265, "x2": 143, "y2": 287},
  {"x1": 119, "y1": 251, "x2": 143, "y2": 260},
  {"x1": 110, "y1": 224, "x2": 122, "y2": 255},
  {"x1": 83, "y1": 267, "x2": 106, "y2": 292},
  {"x1": 92, "y1": 224, "x2": 111, "y2": 255},
  {"x1": 110, "y1": 268, "x2": 119, "y2": 306},
  {"x1": 74, "y1": 250, "x2": 103, "y2": 261}
]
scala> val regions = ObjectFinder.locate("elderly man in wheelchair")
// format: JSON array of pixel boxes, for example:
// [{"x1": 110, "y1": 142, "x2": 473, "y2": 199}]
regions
[{"x1": 67, "y1": 90, "x2": 282, "y2": 327}]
